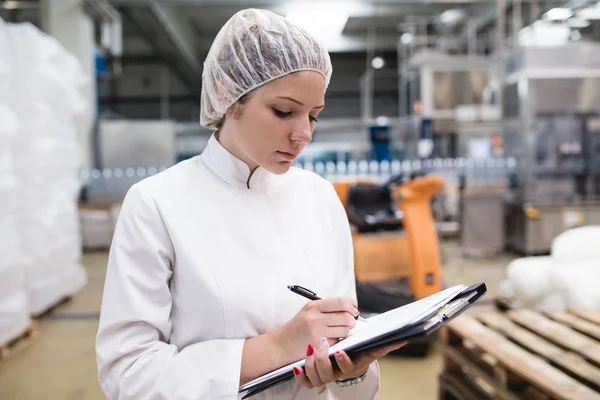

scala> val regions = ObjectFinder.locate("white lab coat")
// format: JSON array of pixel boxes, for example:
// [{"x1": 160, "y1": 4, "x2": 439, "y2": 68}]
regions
[{"x1": 96, "y1": 134, "x2": 381, "y2": 400}]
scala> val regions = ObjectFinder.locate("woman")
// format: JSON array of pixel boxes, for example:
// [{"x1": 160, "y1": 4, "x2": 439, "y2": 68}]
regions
[{"x1": 96, "y1": 8, "x2": 405, "y2": 400}]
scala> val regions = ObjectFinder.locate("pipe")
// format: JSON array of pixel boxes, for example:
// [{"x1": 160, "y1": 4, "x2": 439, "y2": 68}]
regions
[
  {"x1": 0, "y1": 1, "x2": 38, "y2": 10},
  {"x1": 84, "y1": 0, "x2": 120, "y2": 22},
  {"x1": 531, "y1": 0, "x2": 540, "y2": 24},
  {"x1": 496, "y1": 0, "x2": 506, "y2": 57},
  {"x1": 398, "y1": 38, "x2": 405, "y2": 118},
  {"x1": 85, "y1": 0, "x2": 123, "y2": 58},
  {"x1": 160, "y1": 67, "x2": 170, "y2": 120},
  {"x1": 512, "y1": 0, "x2": 522, "y2": 47},
  {"x1": 467, "y1": 20, "x2": 477, "y2": 56},
  {"x1": 362, "y1": 26, "x2": 376, "y2": 123}
]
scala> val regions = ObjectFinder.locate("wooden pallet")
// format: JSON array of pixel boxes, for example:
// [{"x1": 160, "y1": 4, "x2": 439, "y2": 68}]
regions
[
  {"x1": 439, "y1": 308, "x2": 600, "y2": 400},
  {"x1": 0, "y1": 321, "x2": 39, "y2": 360}
]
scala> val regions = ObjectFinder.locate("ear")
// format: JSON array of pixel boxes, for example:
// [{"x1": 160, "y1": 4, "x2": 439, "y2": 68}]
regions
[
  {"x1": 230, "y1": 101, "x2": 246, "y2": 120},
  {"x1": 225, "y1": 103, "x2": 236, "y2": 118}
]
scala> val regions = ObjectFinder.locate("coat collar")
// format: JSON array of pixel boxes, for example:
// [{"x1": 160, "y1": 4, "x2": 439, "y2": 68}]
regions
[{"x1": 200, "y1": 133, "x2": 271, "y2": 190}]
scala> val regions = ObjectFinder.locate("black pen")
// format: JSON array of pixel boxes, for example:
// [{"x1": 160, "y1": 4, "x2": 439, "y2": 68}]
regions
[{"x1": 287, "y1": 285, "x2": 367, "y2": 322}]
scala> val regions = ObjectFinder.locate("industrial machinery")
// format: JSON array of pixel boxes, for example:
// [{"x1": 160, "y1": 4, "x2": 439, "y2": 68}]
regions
[
  {"x1": 501, "y1": 42, "x2": 600, "y2": 254},
  {"x1": 395, "y1": 49, "x2": 505, "y2": 245},
  {"x1": 81, "y1": 119, "x2": 178, "y2": 203},
  {"x1": 398, "y1": 49, "x2": 500, "y2": 159},
  {"x1": 335, "y1": 174, "x2": 445, "y2": 356}
]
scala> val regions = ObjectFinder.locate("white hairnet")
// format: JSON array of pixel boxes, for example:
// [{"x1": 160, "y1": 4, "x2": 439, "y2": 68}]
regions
[{"x1": 200, "y1": 8, "x2": 333, "y2": 129}]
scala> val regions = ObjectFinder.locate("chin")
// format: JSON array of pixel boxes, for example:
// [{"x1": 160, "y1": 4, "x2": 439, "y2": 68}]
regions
[{"x1": 265, "y1": 161, "x2": 294, "y2": 175}]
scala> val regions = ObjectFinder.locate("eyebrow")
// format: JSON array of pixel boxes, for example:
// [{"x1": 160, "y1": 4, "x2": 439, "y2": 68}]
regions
[{"x1": 276, "y1": 96, "x2": 325, "y2": 109}]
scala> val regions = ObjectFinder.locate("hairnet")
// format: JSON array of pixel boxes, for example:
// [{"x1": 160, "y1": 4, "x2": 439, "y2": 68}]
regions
[{"x1": 200, "y1": 8, "x2": 333, "y2": 129}]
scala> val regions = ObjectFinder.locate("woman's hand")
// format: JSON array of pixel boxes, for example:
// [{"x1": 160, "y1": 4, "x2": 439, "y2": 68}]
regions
[
  {"x1": 273, "y1": 298, "x2": 359, "y2": 362},
  {"x1": 292, "y1": 338, "x2": 409, "y2": 388}
]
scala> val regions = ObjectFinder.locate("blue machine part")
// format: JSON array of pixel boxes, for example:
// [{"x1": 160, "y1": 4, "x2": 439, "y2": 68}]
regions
[
  {"x1": 95, "y1": 49, "x2": 107, "y2": 114},
  {"x1": 417, "y1": 118, "x2": 434, "y2": 159},
  {"x1": 420, "y1": 118, "x2": 433, "y2": 140},
  {"x1": 95, "y1": 49, "x2": 107, "y2": 76},
  {"x1": 369, "y1": 125, "x2": 391, "y2": 162}
]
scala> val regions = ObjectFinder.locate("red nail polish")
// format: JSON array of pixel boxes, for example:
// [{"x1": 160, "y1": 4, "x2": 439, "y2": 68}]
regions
[
  {"x1": 307, "y1": 344, "x2": 314, "y2": 356},
  {"x1": 335, "y1": 351, "x2": 342, "y2": 357},
  {"x1": 293, "y1": 367, "x2": 300, "y2": 375},
  {"x1": 353, "y1": 305, "x2": 358, "y2": 309}
]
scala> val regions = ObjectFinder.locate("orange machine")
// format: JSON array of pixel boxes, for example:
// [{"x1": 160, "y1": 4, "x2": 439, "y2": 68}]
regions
[
  {"x1": 333, "y1": 179, "x2": 370, "y2": 210},
  {"x1": 334, "y1": 175, "x2": 444, "y2": 300},
  {"x1": 393, "y1": 175, "x2": 444, "y2": 299}
]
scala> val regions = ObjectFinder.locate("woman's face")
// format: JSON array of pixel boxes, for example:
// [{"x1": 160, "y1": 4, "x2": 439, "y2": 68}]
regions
[{"x1": 223, "y1": 71, "x2": 326, "y2": 175}]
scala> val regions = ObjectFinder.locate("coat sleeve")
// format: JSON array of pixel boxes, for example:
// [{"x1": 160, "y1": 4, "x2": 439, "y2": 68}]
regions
[
  {"x1": 321, "y1": 183, "x2": 381, "y2": 400},
  {"x1": 95, "y1": 183, "x2": 245, "y2": 400}
]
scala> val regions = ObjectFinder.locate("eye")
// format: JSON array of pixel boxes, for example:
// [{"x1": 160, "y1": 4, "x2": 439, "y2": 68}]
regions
[
  {"x1": 309, "y1": 115, "x2": 319, "y2": 123},
  {"x1": 273, "y1": 108, "x2": 292, "y2": 118}
]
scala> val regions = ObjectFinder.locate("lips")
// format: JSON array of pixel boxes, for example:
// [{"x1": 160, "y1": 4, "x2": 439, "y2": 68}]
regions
[{"x1": 277, "y1": 151, "x2": 298, "y2": 161}]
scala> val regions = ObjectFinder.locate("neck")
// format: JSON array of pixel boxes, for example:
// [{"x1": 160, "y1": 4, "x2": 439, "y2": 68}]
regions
[{"x1": 215, "y1": 126, "x2": 259, "y2": 176}]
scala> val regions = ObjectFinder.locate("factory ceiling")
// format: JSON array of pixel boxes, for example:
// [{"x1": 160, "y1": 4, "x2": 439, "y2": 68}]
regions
[{"x1": 2, "y1": 0, "x2": 599, "y2": 99}]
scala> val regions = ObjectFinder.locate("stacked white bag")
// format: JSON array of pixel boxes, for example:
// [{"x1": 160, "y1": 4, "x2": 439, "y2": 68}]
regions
[
  {"x1": 500, "y1": 225, "x2": 600, "y2": 312},
  {"x1": 2, "y1": 19, "x2": 88, "y2": 317},
  {"x1": 550, "y1": 226, "x2": 600, "y2": 310},
  {"x1": 0, "y1": 18, "x2": 31, "y2": 345}
]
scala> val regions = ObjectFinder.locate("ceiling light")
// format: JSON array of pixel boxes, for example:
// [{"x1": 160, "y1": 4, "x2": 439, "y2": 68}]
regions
[
  {"x1": 519, "y1": 20, "x2": 571, "y2": 46},
  {"x1": 376, "y1": 116, "x2": 389, "y2": 126},
  {"x1": 371, "y1": 57, "x2": 385, "y2": 69},
  {"x1": 401, "y1": 33, "x2": 413, "y2": 45},
  {"x1": 544, "y1": 8, "x2": 573, "y2": 21},
  {"x1": 439, "y1": 9, "x2": 466, "y2": 26},
  {"x1": 286, "y1": 4, "x2": 349, "y2": 47},
  {"x1": 2, "y1": 1, "x2": 20, "y2": 9}
]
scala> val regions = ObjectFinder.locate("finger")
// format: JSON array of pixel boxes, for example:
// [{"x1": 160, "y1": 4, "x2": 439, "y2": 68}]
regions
[
  {"x1": 325, "y1": 326, "x2": 352, "y2": 340},
  {"x1": 367, "y1": 340, "x2": 410, "y2": 359},
  {"x1": 315, "y1": 337, "x2": 336, "y2": 384},
  {"x1": 332, "y1": 349, "x2": 356, "y2": 377},
  {"x1": 304, "y1": 344, "x2": 324, "y2": 387},
  {"x1": 314, "y1": 298, "x2": 359, "y2": 317},
  {"x1": 386, "y1": 340, "x2": 410, "y2": 352},
  {"x1": 325, "y1": 311, "x2": 357, "y2": 329},
  {"x1": 293, "y1": 366, "x2": 313, "y2": 389}
]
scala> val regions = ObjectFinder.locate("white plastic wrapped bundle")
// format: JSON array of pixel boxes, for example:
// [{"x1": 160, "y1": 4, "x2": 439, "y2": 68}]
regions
[
  {"x1": 549, "y1": 226, "x2": 600, "y2": 311},
  {"x1": 551, "y1": 225, "x2": 600, "y2": 267},
  {"x1": 0, "y1": 186, "x2": 30, "y2": 342},
  {"x1": 6, "y1": 23, "x2": 87, "y2": 123},
  {"x1": 501, "y1": 226, "x2": 600, "y2": 312},
  {"x1": 2, "y1": 19, "x2": 88, "y2": 316},
  {"x1": 0, "y1": 215, "x2": 32, "y2": 341},
  {"x1": 0, "y1": 18, "x2": 31, "y2": 345},
  {"x1": 0, "y1": 18, "x2": 9, "y2": 104},
  {"x1": 502, "y1": 256, "x2": 560, "y2": 310},
  {"x1": 553, "y1": 262, "x2": 600, "y2": 309},
  {"x1": 0, "y1": 105, "x2": 21, "y2": 214}
]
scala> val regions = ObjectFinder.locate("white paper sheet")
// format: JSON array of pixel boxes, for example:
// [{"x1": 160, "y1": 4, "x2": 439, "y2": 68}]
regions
[{"x1": 240, "y1": 285, "x2": 467, "y2": 391}]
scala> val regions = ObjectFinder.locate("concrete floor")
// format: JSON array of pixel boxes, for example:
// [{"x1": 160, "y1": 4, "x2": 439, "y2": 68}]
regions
[{"x1": 0, "y1": 242, "x2": 515, "y2": 400}]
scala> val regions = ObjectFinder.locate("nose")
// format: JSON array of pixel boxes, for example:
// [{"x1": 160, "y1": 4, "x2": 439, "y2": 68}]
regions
[{"x1": 290, "y1": 117, "x2": 313, "y2": 144}]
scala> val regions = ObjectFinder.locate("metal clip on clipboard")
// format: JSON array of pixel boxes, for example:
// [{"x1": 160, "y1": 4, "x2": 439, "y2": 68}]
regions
[{"x1": 423, "y1": 291, "x2": 478, "y2": 330}]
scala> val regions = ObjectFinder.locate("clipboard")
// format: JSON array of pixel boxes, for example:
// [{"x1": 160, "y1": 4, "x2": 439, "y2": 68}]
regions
[{"x1": 239, "y1": 283, "x2": 486, "y2": 399}]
